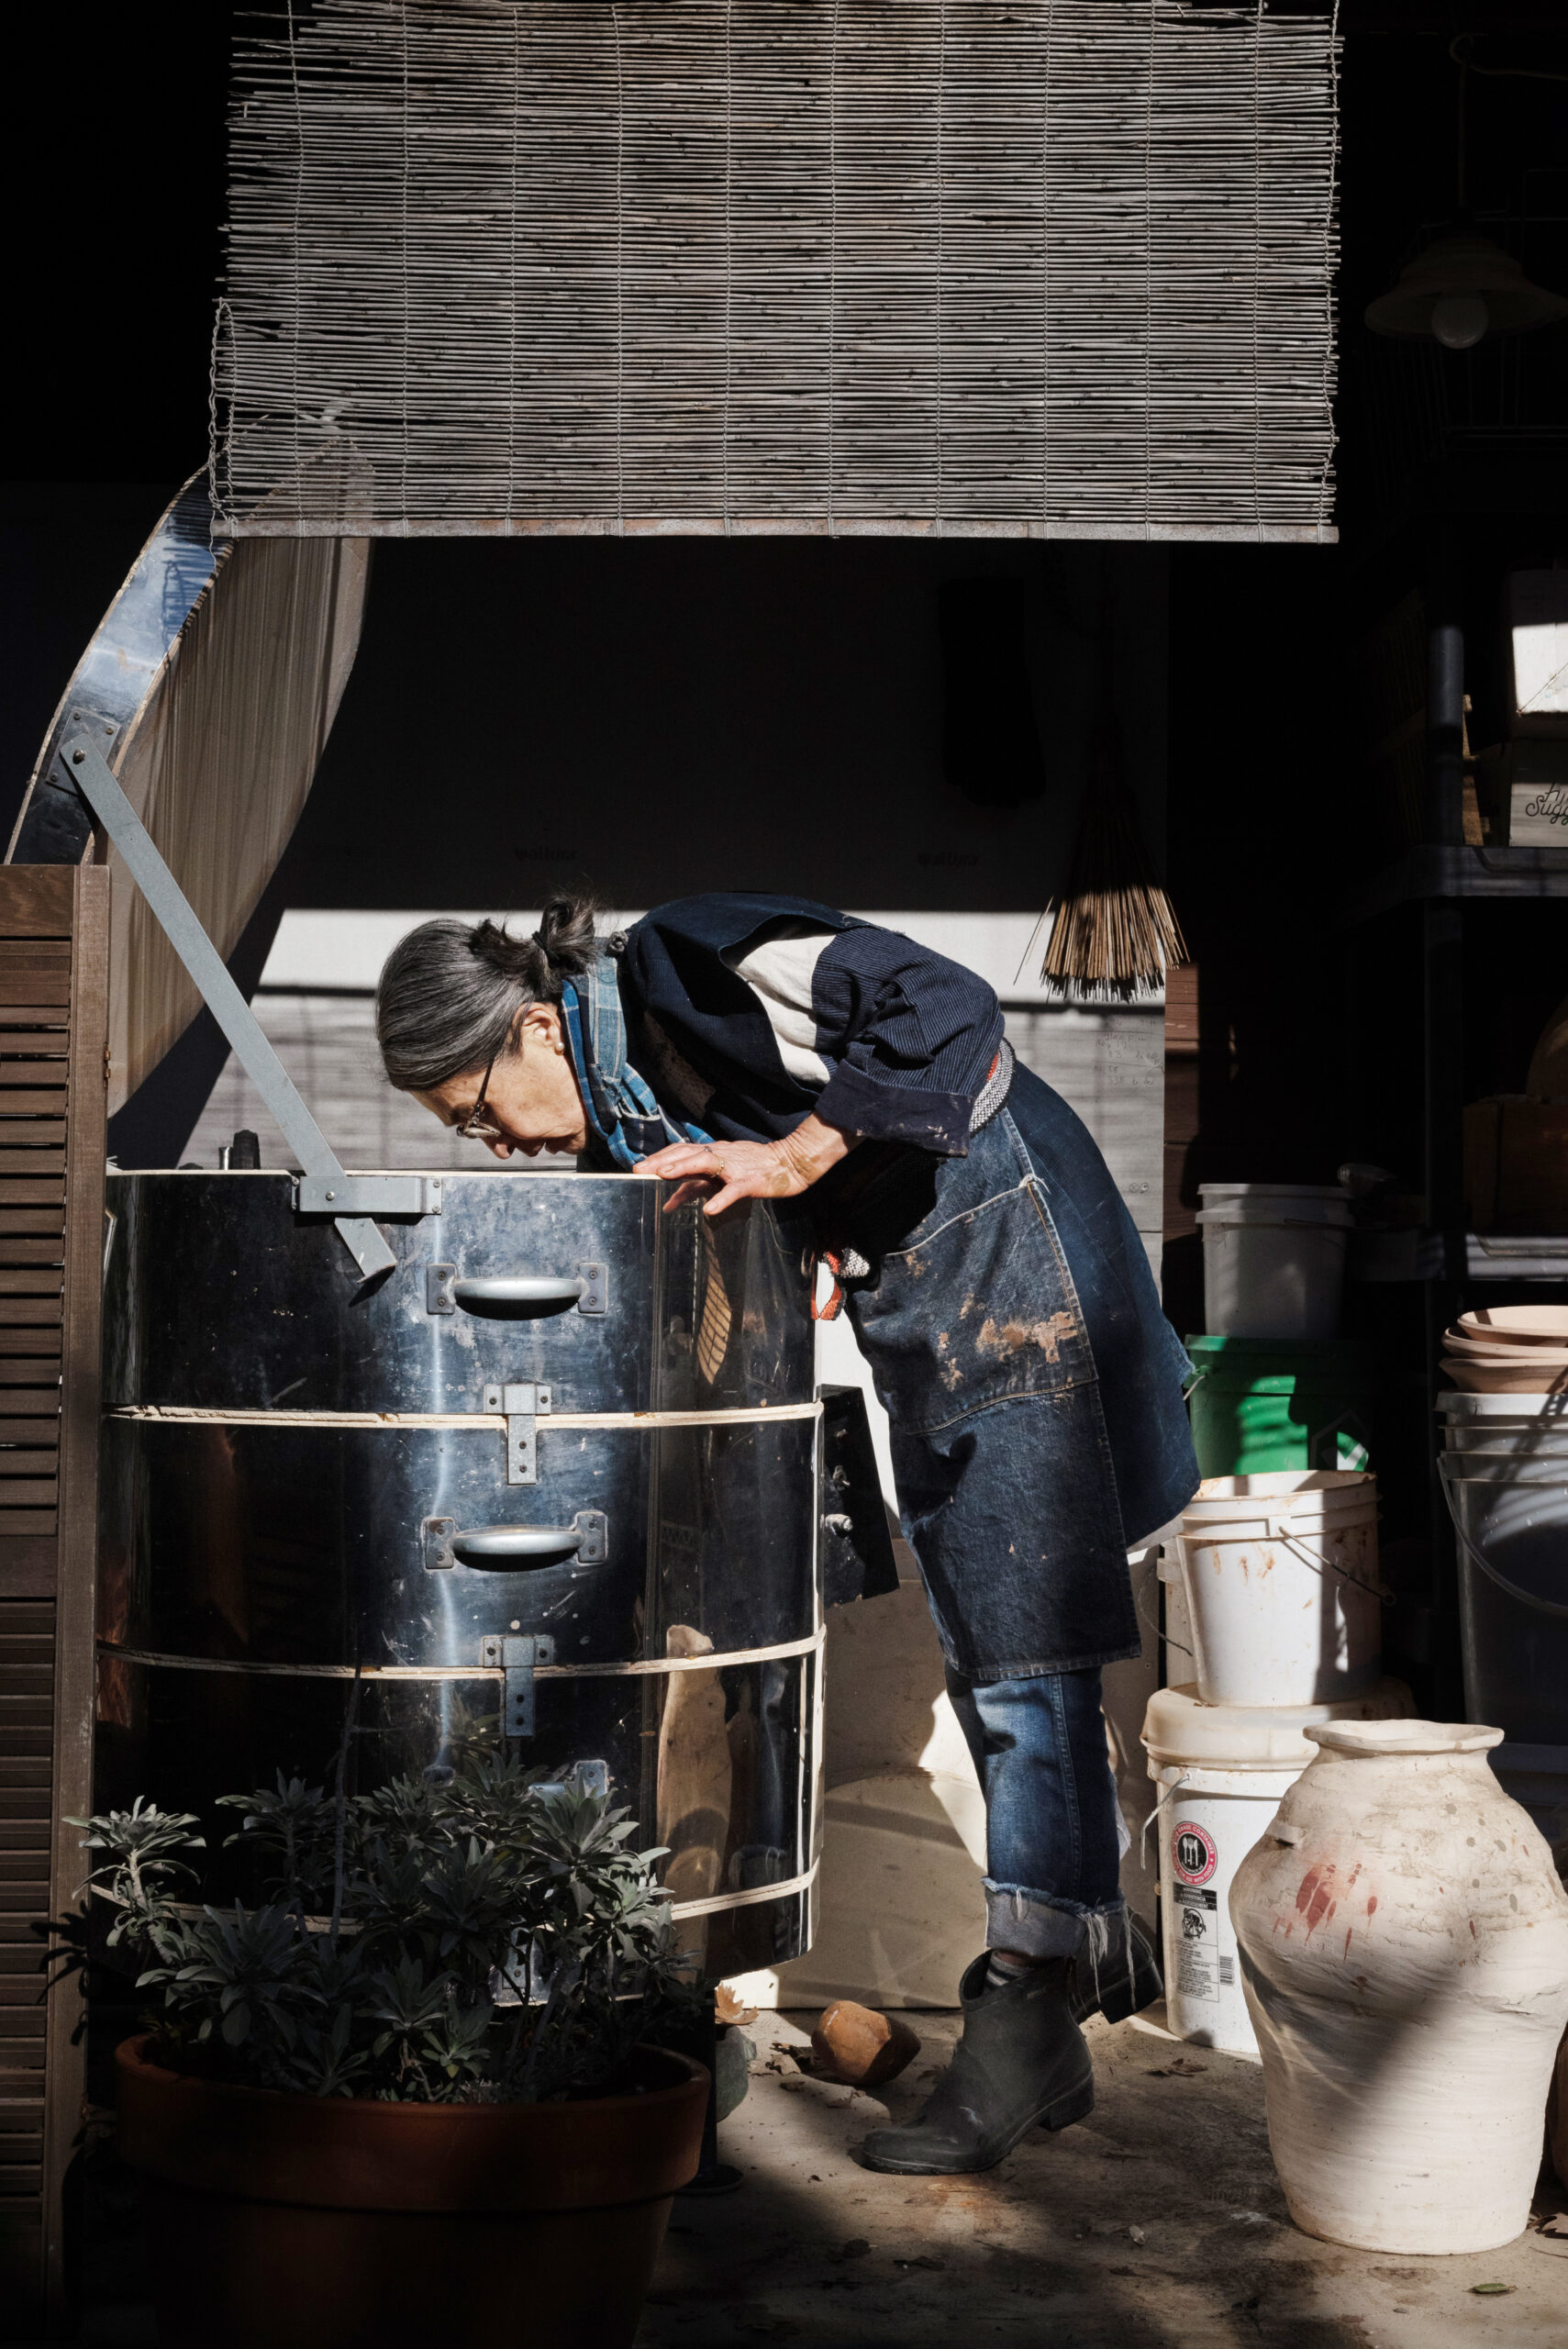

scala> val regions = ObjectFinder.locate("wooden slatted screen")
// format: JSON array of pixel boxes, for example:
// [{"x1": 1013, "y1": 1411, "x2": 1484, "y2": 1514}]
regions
[{"x1": 0, "y1": 866, "x2": 108, "y2": 2336}]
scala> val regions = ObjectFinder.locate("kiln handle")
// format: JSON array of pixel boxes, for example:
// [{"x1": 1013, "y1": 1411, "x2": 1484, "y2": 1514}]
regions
[
  {"x1": 433, "y1": 1264, "x2": 608, "y2": 1317},
  {"x1": 454, "y1": 1276, "x2": 584, "y2": 1309},
  {"x1": 450, "y1": 1526, "x2": 584, "y2": 1569}
]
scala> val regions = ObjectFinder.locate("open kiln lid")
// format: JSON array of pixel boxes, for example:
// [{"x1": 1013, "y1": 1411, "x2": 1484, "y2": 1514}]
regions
[{"x1": 7, "y1": 469, "x2": 368, "y2": 1116}]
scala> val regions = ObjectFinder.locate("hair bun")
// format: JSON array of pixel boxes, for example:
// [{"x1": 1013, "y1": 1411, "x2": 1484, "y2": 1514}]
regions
[
  {"x1": 531, "y1": 890, "x2": 604, "y2": 984},
  {"x1": 468, "y1": 920, "x2": 545, "y2": 985}
]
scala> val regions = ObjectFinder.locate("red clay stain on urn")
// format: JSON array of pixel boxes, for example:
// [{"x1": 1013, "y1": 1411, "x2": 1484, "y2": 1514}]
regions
[{"x1": 1296, "y1": 1865, "x2": 1339, "y2": 1934}]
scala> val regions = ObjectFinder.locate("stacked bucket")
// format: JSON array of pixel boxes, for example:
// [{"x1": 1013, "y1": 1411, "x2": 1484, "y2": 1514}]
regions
[
  {"x1": 1437, "y1": 1307, "x2": 1568, "y2": 1865},
  {"x1": 1143, "y1": 1180, "x2": 1408, "y2": 2056}
]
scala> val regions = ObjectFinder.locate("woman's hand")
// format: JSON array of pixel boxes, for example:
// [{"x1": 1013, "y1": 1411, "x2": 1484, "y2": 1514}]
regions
[{"x1": 639, "y1": 1115, "x2": 857, "y2": 1217}]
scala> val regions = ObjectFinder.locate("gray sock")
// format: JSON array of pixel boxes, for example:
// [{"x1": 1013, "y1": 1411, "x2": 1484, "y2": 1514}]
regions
[{"x1": 984, "y1": 1950, "x2": 1046, "y2": 1992}]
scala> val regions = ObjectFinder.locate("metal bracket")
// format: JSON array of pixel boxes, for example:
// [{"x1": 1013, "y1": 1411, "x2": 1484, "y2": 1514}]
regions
[
  {"x1": 575, "y1": 1262, "x2": 608, "y2": 1316},
  {"x1": 482, "y1": 1382, "x2": 552, "y2": 1486},
  {"x1": 421, "y1": 1516, "x2": 457, "y2": 1571},
  {"x1": 53, "y1": 714, "x2": 397, "y2": 1286},
  {"x1": 570, "y1": 1508, "x2": 608, "y2": 1565},
  {"x1": 295, "y1": 1174, "x2": 442, "y2": 1219},
  {"x1": 479, "y1": 1632, "x2": 558, "y2": 1738}
]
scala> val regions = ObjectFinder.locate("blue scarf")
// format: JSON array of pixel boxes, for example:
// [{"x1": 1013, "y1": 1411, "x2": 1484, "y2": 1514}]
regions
[{"x1": 559, "y1": 957, "x2": 712, "y2": 1171}]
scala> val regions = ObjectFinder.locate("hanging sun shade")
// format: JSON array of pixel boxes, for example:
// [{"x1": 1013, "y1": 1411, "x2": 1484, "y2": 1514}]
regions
[{"x1": 214, "y1": 0, "x2": 1340, "y2": 543}]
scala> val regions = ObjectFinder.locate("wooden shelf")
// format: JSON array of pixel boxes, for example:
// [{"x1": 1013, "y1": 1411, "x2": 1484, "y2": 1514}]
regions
[
  {"x1": 1342, "y1": 844, "x2": 1568, "y2": 924},
  {"x1": 1350, "y1": 1230, "x2": 1568, "y2": 1283}
]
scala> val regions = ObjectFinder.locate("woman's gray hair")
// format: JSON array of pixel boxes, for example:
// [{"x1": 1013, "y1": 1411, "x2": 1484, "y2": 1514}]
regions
[{"x1": 375, "y1": 891, "x2": 602, "y2": 1094}]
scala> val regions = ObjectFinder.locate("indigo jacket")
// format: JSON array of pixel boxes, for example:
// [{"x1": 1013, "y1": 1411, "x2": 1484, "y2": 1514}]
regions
[{"x1": 614, "y1": 893, "x2": 1198, "y2": 1680}]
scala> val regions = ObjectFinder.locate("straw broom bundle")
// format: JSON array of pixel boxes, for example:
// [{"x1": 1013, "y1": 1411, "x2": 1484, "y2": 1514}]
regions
[{"x1": 1040, "y1": 711, "x2": 1187, "y2": 1000}]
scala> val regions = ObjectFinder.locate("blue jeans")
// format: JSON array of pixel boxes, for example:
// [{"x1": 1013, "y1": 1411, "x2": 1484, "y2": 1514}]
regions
[{"x1": 945, "y1": 1663, "x2": 1124, "y2": 1959}]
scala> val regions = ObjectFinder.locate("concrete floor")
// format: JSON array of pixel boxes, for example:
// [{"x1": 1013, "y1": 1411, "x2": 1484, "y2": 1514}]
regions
[
  {"x1": 25, "y1": 2007, "x2": 1567, "y2": 2348},
  {"x1": 638, "y1": 2010, "x2": 1568, "y2": 2349}
]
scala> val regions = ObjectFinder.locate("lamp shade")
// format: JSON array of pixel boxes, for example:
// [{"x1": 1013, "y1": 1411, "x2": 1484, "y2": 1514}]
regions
[{"x1": 1365, "y1": 228, "x2": 1568, "y2": 344}]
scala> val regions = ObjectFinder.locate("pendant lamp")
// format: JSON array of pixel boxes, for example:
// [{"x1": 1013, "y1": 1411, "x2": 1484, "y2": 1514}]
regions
[{"x1": 1366, "y1": 228, "x2": 1568, "y2": 351}]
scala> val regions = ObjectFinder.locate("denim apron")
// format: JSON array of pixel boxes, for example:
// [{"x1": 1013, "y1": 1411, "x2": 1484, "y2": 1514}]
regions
[{"x1": 840, "y1": 1105, "x2": 1140, "y2": 1684}]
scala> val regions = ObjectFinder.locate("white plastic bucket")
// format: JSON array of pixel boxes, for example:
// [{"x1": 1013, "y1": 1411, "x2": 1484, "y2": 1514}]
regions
[
  {"x1": 1438, "y1": 1390, "x2": 1568, "y2": 1422},
  {"x1": 1444, "y1": 1426, "x2": 1568, "y2": 1456},
  {"x1": 1197, "y1": 1186, "x2": 1351, "y2": 1341},
  {"x1": 1440, "y1": 1457, "x2": 1568, "y2": 1748},
  {"x1": 1150, "y1": 1758, "x2": 1296, "y2": 2055},
  {"x1": 1143, "y1": 1679, "x2": 1410, "y2": 2056},
  {"x1": 1197, "y1": 1185, "x2": 1353, "y2": 1211},
  {"x1": 1176, "y1": 1471, "x2": 1383, "y2": 1708}
]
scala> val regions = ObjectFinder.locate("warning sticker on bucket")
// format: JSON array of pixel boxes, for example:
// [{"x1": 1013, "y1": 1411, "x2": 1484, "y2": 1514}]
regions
[
  {"x1": 1171, "y1": 1822, "x2": 1218, "y2": 1887},
  {"x1": 1173, "y1": 1884, "x2": 1218, "y2": 2001}
]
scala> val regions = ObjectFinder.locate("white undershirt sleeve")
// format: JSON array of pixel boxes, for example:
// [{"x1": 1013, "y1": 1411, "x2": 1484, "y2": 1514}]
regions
[{"x1": 721, "y1": 920, "x2": 836, "y2": 1089}]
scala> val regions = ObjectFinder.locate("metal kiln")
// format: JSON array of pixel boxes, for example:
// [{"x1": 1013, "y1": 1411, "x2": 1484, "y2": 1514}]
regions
[
  {"x1": 17, "y1": 486, "x2": 891, "y2": 1999},
  {"x1": 96, "y1": 1165, "x2": 826, "y2": 1976}
]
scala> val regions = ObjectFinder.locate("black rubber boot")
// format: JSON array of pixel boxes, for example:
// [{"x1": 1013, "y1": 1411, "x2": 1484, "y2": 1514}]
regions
[
  {"x1": 860, "y1": 1954, "x2": 1093, "y2": 2176},
  {"x1": 1070, "y1": 1914, "x2": 1162, "y2": 2026}
]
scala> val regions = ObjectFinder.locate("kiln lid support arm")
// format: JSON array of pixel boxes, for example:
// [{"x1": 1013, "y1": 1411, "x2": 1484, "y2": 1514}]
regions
[{"x1": 54, "y1": 709, "x2": 397, "y2": 1286}]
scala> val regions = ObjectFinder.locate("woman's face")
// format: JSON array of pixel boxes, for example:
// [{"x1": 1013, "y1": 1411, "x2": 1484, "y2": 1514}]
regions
[{"x1": 417, "y1": 1000, "x2": 589, "y2": 1159}]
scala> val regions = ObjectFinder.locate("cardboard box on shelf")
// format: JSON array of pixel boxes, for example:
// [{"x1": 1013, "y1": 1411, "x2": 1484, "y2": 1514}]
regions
[
  {"x1": 1505, "y1": 570, "x2": 1568, "y2": 738},
  {"x1": 1500, "y1": 739, "x2": 1568, "y2": 846}
]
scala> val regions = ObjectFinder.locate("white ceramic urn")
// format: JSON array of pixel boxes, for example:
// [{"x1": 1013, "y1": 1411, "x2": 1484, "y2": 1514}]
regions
[{"x1": 1229, "y1": 1719, "x2": 1568, "y2": 2255}]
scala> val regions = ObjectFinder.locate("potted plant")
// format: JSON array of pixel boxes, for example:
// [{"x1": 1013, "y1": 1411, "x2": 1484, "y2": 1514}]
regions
[{"x1": 80, "y1": 1748, "x2": 707, "y2": 2349}]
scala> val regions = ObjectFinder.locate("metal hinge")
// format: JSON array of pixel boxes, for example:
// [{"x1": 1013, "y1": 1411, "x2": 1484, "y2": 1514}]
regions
[
  {"x1": 478, "y1": 1632, "x2": 558, "y2": 1737},
  {"x1": 295, "y1": 1174, "x2": 443, "y2": 1219},
  {"x1": 483, "y1": 1382, "x2": 552, "y2": 1485}
]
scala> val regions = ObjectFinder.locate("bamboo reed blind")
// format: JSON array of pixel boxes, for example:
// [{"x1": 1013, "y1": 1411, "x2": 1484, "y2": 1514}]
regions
[
  {"x1": 215, "y1": 0, "x2": 1340, "y2": 542},
  {"x1": 0, "y1": 867, "x2": 108, "y2": 2335}
]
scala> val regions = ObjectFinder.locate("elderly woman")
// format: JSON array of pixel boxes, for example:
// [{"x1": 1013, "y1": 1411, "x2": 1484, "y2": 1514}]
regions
[{"x1": 376, "y1": 890, "x2": 1197, "y2": 2176}]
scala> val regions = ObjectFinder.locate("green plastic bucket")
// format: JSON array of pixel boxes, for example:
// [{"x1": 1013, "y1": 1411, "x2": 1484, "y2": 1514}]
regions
[{"x1": 1184, "y1": 1334, "x2": 1381, "y2": 1478}]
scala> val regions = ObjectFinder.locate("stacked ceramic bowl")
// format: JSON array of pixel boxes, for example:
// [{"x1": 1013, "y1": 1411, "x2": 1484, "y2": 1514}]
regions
[{"x1": 1441, "y1": 1304, "x2": 1568, "y2": 1393}]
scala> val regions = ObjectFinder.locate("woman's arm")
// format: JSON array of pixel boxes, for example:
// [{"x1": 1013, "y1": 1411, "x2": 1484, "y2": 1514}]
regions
[{"x1": 639, "y1": 1113, "x2": 856, "y2": 1217}]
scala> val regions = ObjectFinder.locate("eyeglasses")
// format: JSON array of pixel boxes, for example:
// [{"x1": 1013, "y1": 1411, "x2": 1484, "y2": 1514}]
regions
[{"x1": 455, "y1": 1047, "x2": 503, "y2": 1141}]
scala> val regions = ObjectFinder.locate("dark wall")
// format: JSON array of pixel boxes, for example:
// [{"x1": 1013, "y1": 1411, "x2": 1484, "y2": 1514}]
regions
[
  {"x1": 269, "y1": 535, "x2": 1164, "y2": 918},
  {"x1": 14, "y1": 16, "x2": 227, "y2": 484}
]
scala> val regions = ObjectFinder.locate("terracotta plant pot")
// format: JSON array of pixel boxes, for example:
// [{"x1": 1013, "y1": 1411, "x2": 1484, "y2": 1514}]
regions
[{"x1": 116, "y1": 2035, "x2": 707, "y2": 2349}]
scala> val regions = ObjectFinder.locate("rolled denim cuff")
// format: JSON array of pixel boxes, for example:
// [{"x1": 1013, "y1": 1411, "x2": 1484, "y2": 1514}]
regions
[{"x1": 984, "y1": 1879, "x2": 1126, "y2": 1961}]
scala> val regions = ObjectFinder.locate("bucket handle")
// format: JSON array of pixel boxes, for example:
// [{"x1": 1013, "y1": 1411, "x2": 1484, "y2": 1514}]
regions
[
  {"x1": 1436, "y1": 1453, "x2": 1568, "y2": 1621},
  {"x1": 1177, "y1": 1519, "x2": 1390, "y2": 1605},
  {"x1": 1140, "y1": 1772, "x2": 1188, "y2": 1868},
  {"x1": 1135, "y1": 1572, "x2": 1194, "y2": 1663},
  {"x1": 1272, "y1": 1528, "x2": 1391, "y2": 1606}
]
